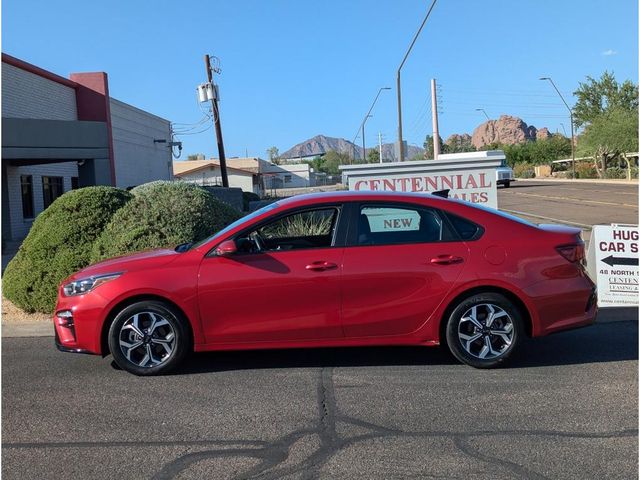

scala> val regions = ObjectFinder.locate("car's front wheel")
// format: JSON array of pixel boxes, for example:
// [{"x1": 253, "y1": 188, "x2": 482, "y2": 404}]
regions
[
  {"x1": 445, "y1": 292, "x2": 523, "y2": 368},
  {"x1": 108, "y1": 300, "x2": 190, "y2": 376}
]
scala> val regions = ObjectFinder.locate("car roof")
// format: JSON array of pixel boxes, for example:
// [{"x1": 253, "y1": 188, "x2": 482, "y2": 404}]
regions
[{"x1": 275, "y1": 190, "x2": 450, "y2": 207}]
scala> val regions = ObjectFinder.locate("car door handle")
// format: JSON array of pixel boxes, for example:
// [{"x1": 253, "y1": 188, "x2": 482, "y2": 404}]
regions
[
  {"x1": 305, "y1": 261, "x2": 338, "y2": 271},
  {"x1": 430, "y1": 255, "x2": 464, "y2": 265}
]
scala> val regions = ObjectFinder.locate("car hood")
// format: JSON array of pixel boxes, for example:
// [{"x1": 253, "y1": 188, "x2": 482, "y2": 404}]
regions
[{"x1": 69, "y1": 249, "x2": 180, "y2": 280}]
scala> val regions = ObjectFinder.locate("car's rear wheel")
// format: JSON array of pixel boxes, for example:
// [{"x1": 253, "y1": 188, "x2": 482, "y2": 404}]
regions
[
  {"x1": 445, "y1": 292, "x2": 523, "y2": 368},
  {"x1": 108, "y1": 300, "x2": 189, "y2": 376}
]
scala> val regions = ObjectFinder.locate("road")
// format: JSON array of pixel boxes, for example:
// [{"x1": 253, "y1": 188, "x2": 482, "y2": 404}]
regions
[
  {"x1": 3, "y1": 181, "x2": 638, "y2": 479},
  {"x1": 498, "y1": 180, "x2": 638, "y2": 229},
  {"x1": 2, "y1": 312, "x2": 637, "y2": 479}
]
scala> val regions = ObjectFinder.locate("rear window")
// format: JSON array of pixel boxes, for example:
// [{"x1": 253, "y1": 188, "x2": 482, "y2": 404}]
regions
[{"x1": 445, "y1": 213, "x2": 483, "y2": 240}]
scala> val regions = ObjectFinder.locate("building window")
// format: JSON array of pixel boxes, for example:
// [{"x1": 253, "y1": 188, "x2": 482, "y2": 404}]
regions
[
  {"x1": 71, "y1": 177, "x2": 79, "y2": 190},
  {"x1": 284, "y1": 175, "x2": 292, "y2": 184},
  {"x1": 20, "y1": 175, "x2": 34, "y2": 219},
  {"x1": 42, "y1": 176, "x2": 64, "y2": 209}
]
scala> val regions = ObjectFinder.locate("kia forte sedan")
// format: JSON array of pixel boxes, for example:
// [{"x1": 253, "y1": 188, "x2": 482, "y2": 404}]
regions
[{"x1": 54, "y1": 191, "x2": 597, "y2": 375}]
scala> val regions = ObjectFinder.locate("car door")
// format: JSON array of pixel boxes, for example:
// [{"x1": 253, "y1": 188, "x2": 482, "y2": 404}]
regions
[
  {"x1": 340, "y1": 202, "x2": 469, "y2": 338},
  {"x1": 197, "y1": 205, "x2": 345, "y2": 344}
]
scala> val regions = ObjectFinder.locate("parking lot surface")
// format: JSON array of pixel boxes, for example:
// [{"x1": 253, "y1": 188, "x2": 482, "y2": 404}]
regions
[
  {"x1": 498, "y1": 180, "x2": 638, "y2": 228},
  {"x1": 2, "y1": 309, "x2": 637, "y2": 480},
  {"x1": 2, "y1": 180, "x2": 638, "y2": 479}
]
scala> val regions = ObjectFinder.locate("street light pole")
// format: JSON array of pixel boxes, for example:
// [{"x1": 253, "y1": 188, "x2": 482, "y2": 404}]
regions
[
  {"x1": 396, "y1": 0, "x2": 438, "y2": 162},
  {"x1": 475, "y1": 108, "x2": 490, "y2": 121},
  {"x1": 361, "y1": 87, "x2": 390, "y2": 162},
  {"x1": 540, "y1": 77, "x2": 575, "y2": 178}
]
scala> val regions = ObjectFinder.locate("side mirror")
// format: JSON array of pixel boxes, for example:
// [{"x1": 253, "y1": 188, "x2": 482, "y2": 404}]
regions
[{"x1": 214, "y1": 239, "x2": 237, "y2": 256}]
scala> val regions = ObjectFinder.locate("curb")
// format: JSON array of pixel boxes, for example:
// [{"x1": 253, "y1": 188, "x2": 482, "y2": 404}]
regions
[
  {"x1": 2, "y1": 322, "x2": 53, "y2": 338},
  {"x1": 516, "y1": 178, "x2": 639, "y2": 185}
]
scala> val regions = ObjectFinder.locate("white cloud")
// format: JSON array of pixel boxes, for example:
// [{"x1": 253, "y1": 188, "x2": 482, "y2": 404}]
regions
[{"x1": 602, "y1": 49, "x2": 618, "y2": 56}]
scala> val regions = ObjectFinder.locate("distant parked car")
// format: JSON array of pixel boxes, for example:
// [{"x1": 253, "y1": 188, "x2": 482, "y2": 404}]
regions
[
  {"x1": 54, "y1": 191, "x2": 596, "y2": 375},
  {"x1": 496, "y1": 159, "x2": 515, "y2": 187}
]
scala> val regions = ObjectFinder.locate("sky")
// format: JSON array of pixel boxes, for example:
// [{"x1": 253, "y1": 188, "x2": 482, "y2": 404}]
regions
[{"x1": 2, "y1": 0, "x2": 638, "y2": 159}]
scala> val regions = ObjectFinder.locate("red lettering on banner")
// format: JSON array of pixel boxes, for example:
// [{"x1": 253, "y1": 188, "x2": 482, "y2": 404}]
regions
[
  {"x1": 400, "y1": 178, "x2": 411, "y2": 191},
  {"x1": 354, "y1": 181, "x2": 365, "y2": 190},
  {"x1": 455, "y1": 174, "x2": 464, "y2": 189},
  {"x1": 369, "y1": 179, "x2": 381, "y2": 190},
  {"x1": 411, "y1": 177, "x2": 424, "y2": 191},
  {"x1": 382, "y1": 179, "x2": 396, "y2": 191},
  {"x1": 479, "y1": 173, "x2": 492, "y2": 188},
  {"x1": 465, "y1": 176, "x2": 478, "y2": 189},
  {"x1": 425, "y1": 176, "x2": 439, "y2": 191},
  {"x1": 441, "y1": 176, "x2": 454, "y2": 189}
]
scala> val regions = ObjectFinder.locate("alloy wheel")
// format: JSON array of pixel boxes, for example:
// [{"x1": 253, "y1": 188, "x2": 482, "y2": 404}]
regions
[
  {"x1": 118, "y1": 311, "x2": 176, "y2": 368},
  {"x1": 457, "y1": 303, "x2": 514, "y2": 360}
]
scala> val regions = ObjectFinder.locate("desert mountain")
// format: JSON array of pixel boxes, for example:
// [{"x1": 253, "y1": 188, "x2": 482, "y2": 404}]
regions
[
  {"x1": 471, "y1": 115, "x2": 541, "y2": 149},
  {"x1": 281, "y1": 134, "x2": 424, "y2": 161}
]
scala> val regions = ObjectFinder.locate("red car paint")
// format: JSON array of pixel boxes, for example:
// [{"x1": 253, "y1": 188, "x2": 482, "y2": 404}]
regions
[{"x1": 53, "y1": 191, "x2": 597, "y2": 356}]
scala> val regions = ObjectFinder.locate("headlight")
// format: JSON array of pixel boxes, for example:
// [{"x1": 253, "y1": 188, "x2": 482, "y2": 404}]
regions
[{"x1": 62, "y1": 273, "x2": 123, "y2": 296}]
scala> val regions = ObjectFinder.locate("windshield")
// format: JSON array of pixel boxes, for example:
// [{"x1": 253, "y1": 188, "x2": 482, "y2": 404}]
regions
[{"x1": 188, "y1": 201, "x2": 280, "y2": 250}]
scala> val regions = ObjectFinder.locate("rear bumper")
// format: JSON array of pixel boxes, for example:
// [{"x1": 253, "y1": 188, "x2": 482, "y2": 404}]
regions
[{"x1": 525, "y1": 276, "x2": 598, "y2": 337}]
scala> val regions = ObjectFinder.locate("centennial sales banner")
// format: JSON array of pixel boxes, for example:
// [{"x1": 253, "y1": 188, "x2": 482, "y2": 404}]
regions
[{"x1": 348, "y1": 168, "x2": 497, "y2": 208}]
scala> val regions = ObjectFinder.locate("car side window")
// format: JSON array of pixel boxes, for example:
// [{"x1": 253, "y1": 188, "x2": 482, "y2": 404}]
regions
[
  {"x1": 357, "y1": 205, "x2": 445, "y2": 246},
  {"x1": 249, "y1": 207, "x2": 340, "y2": 251},
  {"x1": 444, "y1": 212, "x2": 484, "y2": 240}
]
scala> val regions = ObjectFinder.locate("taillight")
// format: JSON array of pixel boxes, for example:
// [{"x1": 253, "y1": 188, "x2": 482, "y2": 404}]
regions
[{"x1": 556, "y1": 243, "x2": 585, "y2": 264}]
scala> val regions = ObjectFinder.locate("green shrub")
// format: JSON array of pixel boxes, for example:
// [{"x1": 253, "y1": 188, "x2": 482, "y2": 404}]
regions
[
  {"x1": 604, "y1": 167, "x2": 628, "y2": 179},
  {"x1": 242, "y1": 191, "x2": 260, "y2": 211},
  {"x1": 91, "y1": 182, "x2": 241, "y2": 262},
  {"x1": 575, "y1": 162, "x2": 597, "y2": 179},
  {"x1": 129, "y1": 180, "x2": 174, "y2": 196},
  {"x1": 3, "y1": 187, "x2": 132, "y2": 313},
  {"x1": 513, "y1": 162, "x2": 535, "y2": 178}
]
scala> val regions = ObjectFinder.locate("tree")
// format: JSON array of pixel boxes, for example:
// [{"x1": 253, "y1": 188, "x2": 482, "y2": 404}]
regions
[
  {"x1": 266, "y1": 146, "x2": 280, "y2": 164},
  {"x1": 321, "y1": 150, "x2": 350, "y2": 175},
  {"x1": 187, "y1": 153, "x2": 205, "y2": 160},
  {"x1": 423, "y1": 135, "x2": 446, "y2": 159},
  {"x1": 367, "y1": 148, "x2": 380, "y2": 163},
  {"x1": 445, "y1": 134, "x2": 476, "y2": 153},
  {"x1": 577, "y1": 108, "x2": 639, "y2": 177},
  {"x1": 573, "y1": 71, "x2": 639, "y2": 128}
]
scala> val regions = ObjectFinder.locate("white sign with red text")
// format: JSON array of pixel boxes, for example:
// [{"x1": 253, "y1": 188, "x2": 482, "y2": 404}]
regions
[
  {"x1": 587, "y1": 224, "x2": 639, "y2": 307},
  {"x1": 348, "y1": 168, "x2": 497, "y2": 208}
]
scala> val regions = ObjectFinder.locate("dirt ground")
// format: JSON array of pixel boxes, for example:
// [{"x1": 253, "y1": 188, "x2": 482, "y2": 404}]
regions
[{"x1": 1, "y1": 297, "x2": 50, "y2": 323}]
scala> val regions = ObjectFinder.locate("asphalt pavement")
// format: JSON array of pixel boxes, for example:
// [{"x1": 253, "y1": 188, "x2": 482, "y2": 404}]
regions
[{"x1": 2, "y1": 307, "x2": 638, "y2": 480}]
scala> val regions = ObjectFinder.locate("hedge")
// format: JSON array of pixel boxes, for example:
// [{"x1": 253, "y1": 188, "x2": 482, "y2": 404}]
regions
[
  {"x1": 3, "y1": 187, "x2": 133, "y2": 313},
  {"x1": 91, "y1": 182, "x2": 241, "y2": 262}
]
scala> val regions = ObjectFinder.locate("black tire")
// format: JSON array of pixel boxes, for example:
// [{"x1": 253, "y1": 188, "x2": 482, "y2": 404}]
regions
[
  {"x1": 445, "y1": 292, "x2": 523, "y2": 369},
  {"x1": 503, "y1": 180, "x2": 511, "y2": 188},
  {"x1": 108, "y1": 300, "x2": 190, "y2": 376}
]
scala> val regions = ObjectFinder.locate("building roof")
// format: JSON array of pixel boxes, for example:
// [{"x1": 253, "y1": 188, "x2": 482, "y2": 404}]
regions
[{"x1": 173, "y1": 160, "x2": 255, "y2": 177}]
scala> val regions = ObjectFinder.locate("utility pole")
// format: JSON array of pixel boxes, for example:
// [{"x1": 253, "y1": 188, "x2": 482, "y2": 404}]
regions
[
  {"x1": 378, "y1": 132, "x2": 383, "y2": 163},
  {"x1": 431, "y1": 78, "x2": 440, "y2": 159},
  {"x1": 396, "y1": 0, "x2": 438, "y2": 162},
  {"x1": 540, "y1": 77, "x2": 575, "y2": 179},
  {"x1": 204, "y1": 54, "x2": 229, "y2": 187}
]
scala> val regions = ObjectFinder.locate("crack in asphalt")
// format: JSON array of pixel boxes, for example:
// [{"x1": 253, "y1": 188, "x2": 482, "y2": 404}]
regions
[{"x1": 3, "y1": 367, "x2": 637, "y2": 479}]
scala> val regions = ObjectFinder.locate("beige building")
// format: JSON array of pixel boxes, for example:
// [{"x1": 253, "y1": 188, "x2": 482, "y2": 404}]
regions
[{"x1": 173, "y1": 160, "x2": 259, "y2": 193}]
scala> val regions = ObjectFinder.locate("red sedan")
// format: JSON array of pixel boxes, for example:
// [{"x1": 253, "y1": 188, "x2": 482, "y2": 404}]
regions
[{"x1": 54, "y1": 191, "x2": 597, "y2": 375}]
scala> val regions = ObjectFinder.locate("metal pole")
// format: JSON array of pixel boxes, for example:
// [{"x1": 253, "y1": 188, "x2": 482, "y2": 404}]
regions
[
  {"x1": 205, "y1": 54, "x2": 229, "y2": 187},
  {"x1": 396, "y1": 0, "x2": 438, "y2": 162},
  {"x1": 362, "y1": 121, "x2": 366, "y2": 162},
  {"x1": 540, "y1": 77, "x2": 575, "y2": 179},
  {"x1": 431, "y1": 78, "x2": 440, "y2": 159},
  {"x1": 378, "y1": 132, "x2": 383, "y2": 163},
  {"x1": 475, "y1": 108, "x2": 490, "y2": 121}
]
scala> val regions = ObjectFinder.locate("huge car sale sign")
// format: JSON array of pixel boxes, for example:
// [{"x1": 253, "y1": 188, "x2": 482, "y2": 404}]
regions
[{"x1": 587, "y1": 225, "x2": 639, "y2": 307}]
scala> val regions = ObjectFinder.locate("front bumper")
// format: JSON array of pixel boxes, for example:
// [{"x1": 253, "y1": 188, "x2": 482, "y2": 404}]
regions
[{"x1": 54, "y1": 329, "x2": 92, "y2": 354}]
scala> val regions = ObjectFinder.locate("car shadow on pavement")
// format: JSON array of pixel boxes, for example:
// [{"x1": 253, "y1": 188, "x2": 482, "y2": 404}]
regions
[{"x1": 172, "y1": 320, "x2": 638, "y2": 375}]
